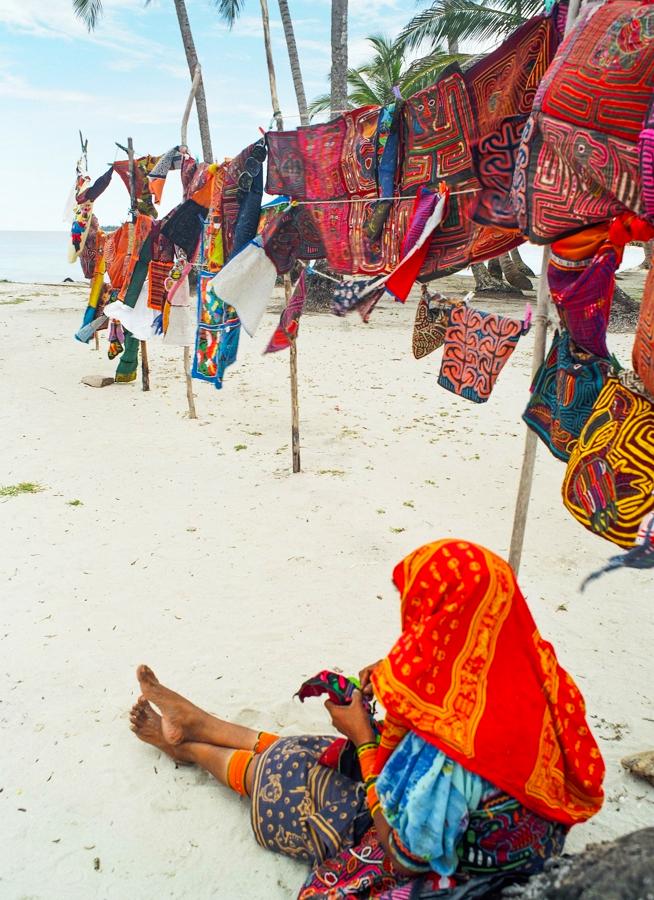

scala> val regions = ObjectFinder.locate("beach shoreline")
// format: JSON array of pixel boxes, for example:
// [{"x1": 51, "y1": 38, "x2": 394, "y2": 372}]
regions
[{"x1": 1, "y1": 280, "x2": 652, "y2": 899}]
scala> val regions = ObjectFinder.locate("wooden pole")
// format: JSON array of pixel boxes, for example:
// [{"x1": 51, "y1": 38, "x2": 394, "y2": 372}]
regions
[
  {"x1": 507, "y1": 0, "x2": 583, "y2": 573},
  {"x1": 259, "y1": 0, "x2": 301, "y2": 471},
  {"x1": 125, "y1": 136, "x2": 150, "y2": 392},
  {"x1": 180, "y1": 66, "x2": 201, "y2": 420}
]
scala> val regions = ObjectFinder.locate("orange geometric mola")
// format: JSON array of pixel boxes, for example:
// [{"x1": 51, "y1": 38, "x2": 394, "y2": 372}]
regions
[{"x1": 371, "y1": 540, "x2": 604, "y2": 826}]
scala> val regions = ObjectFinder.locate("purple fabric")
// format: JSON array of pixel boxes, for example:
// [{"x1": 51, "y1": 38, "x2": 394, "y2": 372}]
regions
[
  {"x1": 400, "y1": 189, "x2": 438, "y2": 256},
  {"x1": 548, "y1": 249, "x2": 617, "y2": 358}
]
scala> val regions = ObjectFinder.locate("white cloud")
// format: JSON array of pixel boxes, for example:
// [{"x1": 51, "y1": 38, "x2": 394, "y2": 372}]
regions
[{"x1": 0, "y1": 72, "x2": 95, "y2": 103}]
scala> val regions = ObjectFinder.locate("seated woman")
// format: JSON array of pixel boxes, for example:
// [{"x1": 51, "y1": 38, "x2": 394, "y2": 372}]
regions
[{"x1": 129, "y1": 539, "x2": 605, "y2": 897}]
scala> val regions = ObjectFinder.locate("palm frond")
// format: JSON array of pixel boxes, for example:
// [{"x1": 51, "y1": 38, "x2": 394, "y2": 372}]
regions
[
  {"x1": 399, "y1": 0, "x2": 543, "y2": 50},
  {"x1": 73, "y1": 0, "x2": 103, "y2": 31},
  {"x1": 401, "y1": 49, "x2": 471, "y2": 95},
  {"x1": 308, "y1": 93, "x2": 335, "y2": 118},
  {"x1": 213, "y1": 0, "x2": 246, "y2": 27}
]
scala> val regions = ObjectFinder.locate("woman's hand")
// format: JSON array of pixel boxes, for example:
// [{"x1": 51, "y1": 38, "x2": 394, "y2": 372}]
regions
[
  {"x1": 359, "y1": 660, "x2": 382, "y2": 697},
  {"x1": 324, "y1": 690, "x2": 375, "y2": 746}
]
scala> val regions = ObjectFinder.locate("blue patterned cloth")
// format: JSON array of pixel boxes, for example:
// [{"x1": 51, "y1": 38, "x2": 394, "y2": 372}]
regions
[{"x1": 377, "y1": 733, "x2": 490, "y2": 876}]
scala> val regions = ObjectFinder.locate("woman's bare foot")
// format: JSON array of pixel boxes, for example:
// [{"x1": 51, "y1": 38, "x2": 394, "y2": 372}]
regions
[
  {"x1": 129, "y1": 697, "x2": 192, "y2": 764},
  {"x1": 137, "y1": 665, "x2": 213, "y2": 746}
]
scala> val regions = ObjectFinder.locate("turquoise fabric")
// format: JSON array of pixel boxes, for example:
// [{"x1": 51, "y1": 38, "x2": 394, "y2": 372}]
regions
[{"x1": 376, "y1": 732, "x2": 488, "y2": 876}]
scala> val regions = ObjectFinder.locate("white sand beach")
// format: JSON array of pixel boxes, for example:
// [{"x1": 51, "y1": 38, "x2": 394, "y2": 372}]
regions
[{"x1": 1, "y1": 280, "x2": 653, "y2": 899}]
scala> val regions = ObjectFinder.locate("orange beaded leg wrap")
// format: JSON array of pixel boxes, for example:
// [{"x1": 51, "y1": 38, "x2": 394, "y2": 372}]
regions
[
  {"x1": 253, "y1": 731, "x2": 279, "y2": 754},
  {"x1": 226, "y1": 750, "x2": 255, "y2": 796}
]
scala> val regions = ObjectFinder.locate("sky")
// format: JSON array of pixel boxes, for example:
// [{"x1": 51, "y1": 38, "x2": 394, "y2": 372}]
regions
[{"x1": 0, "y1": 0, "x2": 409, "y2": 230}]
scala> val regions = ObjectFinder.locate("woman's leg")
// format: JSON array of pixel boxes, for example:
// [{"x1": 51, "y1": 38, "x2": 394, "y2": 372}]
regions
[
  {"x1": 130, "y1": 698, "x2": 256, "y2": 795},
  {"x1": 136, "y1": 665, "x2": 276, "y2": 752}
]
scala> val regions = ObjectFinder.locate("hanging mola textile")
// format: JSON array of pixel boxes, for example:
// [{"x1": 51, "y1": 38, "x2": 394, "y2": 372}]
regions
[
  {"x1": 465, "y1": 10, "x2": 562, "y2": 231},
  {"x1": 512, "y1": 0, "x2": 654, "y2": 243},
  {"x1": 113, "y1": 155, "x2": 161, "y2": 218}
]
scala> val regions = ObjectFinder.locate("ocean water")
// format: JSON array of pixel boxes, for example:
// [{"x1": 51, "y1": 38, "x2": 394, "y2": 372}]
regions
[
  {"x1": 0, "y1": 231, "x2": 82, "y2": 284},
  {"x1": 0, "y1": 229, "x2": 644, "y2": 284}
]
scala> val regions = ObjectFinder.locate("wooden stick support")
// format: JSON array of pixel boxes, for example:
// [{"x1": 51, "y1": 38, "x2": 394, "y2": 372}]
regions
[
  {"x1": 180, "y1": 67, "x2": 201, "y2": 420},
  {"x1": 507, "y1": 0, "x2": 582, "y2": 574},
  {"x1": 184, "y1": 346, "x2": 197, "y2": 419},
  {"x1": 284, "y1": 274, "x2": 301, "y2": 473},
  {"x1": 140, "y1": 340, "x2": 150, "y2": 392}
]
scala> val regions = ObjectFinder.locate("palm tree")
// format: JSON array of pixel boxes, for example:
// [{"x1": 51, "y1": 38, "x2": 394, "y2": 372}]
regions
[
  {"x1": 309, "y1": 34, "x2": 468, "y2": 116},
  {"x1": 398, "y1": 0, "x2": 542, "y2": 52},
  {"x1": 73, "y1": 0, "x2": 214, "y2": 163},
  {"x1": 331, "y1": 0, "x2": 348, "y2": 120},
  {"x1": 278, "y1": 0, "x2": 309, "y2": 126},
  {"x1": 219, "y1": 0, "x2": 310, "y2": 130}
]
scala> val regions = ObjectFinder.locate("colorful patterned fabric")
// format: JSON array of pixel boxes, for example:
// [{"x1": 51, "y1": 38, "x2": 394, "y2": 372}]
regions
[
  {"x1": 562, "y1": 378, "x2": 654, "y2": 548},
  {"x1": 437, "y1": 306, "x2": 527, "y2": 403},
  {"x1": 371, "y1": 540, "x2": 605, "y2": 826},
  {"x1": 522, "y1": 331, "x2": 612, "y2": 462},
  {"x1": 331, "y1": 278, "x2": 387, "y2": 320},
  {"x1": 298, "y1": 790, "x2": 566, "y2": 899},
  {"x1": 633, "y1": 254, "x2": 654, "y2": 395},
  {"x1": 147, "y1": 260, "x2": 169, "y2": 311},
  {"x1": 192, "y1": 270, "x2": 240, "y2": 390},
  {"x1": 104, "y1": 217, "x2": 153, "y2": 302},
  {"x1": 384, "y1": 190, "x2": 448, "y2": 302},
  {"x1": 465, "y1": 12, "x2": 560, "y2": 231},
  {"x1": 296, "y1": 670, "x2": 362, "y2": 706},
  {"x1": 377, "y1": 734, "x2": 487, "y2": 876},
  {"x1": 76, "y1": 166, "x2": 113, "y2": 204},
  {"x1": 113, "y1": 155, "x2": 160, "y2": 218},
  {"x1": 261, "y1": 204, "x2": 326, "y2": 274},
  {"x1": 513, "y1": 1, "x2": 654, "y2": 242},
  {"x1": 265, "y1": 270, "x2": 307, "y2": 353},
  {"x1": 639, "y1": 96, "x2": 654, "y2": 219},
  {"x1": 548, "y1": 247, "x2": 617, "y2": 359},
  {"x1": 222, "y1": 141, "x2": 265, "y2": 261},
  {"x1": 412, "y1": 290, "x2": 464, "y2": 360},
  {"x1": 250, "y1": 735, "x2": 371, "y2": 867},
  {"x1": 400, "y1": 65, "x2": 524, "y2": 280}
]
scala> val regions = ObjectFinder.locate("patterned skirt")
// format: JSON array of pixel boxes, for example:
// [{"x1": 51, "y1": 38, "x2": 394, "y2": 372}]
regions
[{"x1": 250, "y1": 735, "x2": 372, "y2": 867}]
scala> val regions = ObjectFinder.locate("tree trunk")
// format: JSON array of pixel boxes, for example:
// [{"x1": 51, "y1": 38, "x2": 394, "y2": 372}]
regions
[
  {"x1": 640, "y1": 239, "x2": 653, "y2": 269},
  {"x1": 510, "y1": 247, "x2": 535, "y2": 277},
  {"x1": 260, "y1": 0, "x2": 283, "y2": 130},
  {"x1": 487, "y1": 256, "x2": 503, "y2": 280},
  {"x1": 277, "y1": 0, "x2": 309, "y2": 126},
  {"x1": 447, "y1": 33, "x2": 459, "y2": 54},
  {"x1": 471, "y1": 262, "x2": 506, "y2": 292},
  {"x1": 173, "y1": 0, "x2": 213, "y2": 163},
  {"x1": 330, "y1": 0, "x2": 348, "y2": 120},
  {"x1": 499, "y1": 252, "x2": 533, "y2": 290}
]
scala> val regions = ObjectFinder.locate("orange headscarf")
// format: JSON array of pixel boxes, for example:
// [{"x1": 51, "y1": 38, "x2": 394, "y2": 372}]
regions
[{"x1": 371, "y1": 539, "x2": 604, "y2": 826}]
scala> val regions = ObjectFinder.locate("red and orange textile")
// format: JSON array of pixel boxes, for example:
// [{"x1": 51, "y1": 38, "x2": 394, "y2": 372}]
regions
[
  {"x1": 465, "y1": 12, "x2": 561, "y2": 230},
  {"x1": 104, "y1": 215, "x2": 153, "y2": 301},
  {"x1": 512, "y1": 0, "x2": 654, "y2": 243},
  {"x1": 114, "y1": 155, "x2": 160, "y2": 218},
  {"x1": 371, "y1": 539, "x2": 605, "y2": 827},
  {"x1": 264, "y1": 270, "x2": 307, "y2": 353}
]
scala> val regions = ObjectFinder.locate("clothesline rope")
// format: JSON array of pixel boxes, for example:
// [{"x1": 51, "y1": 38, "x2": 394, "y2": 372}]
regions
[{"x1": 283, "y1": 187, "x2": 479, "y2": 207}]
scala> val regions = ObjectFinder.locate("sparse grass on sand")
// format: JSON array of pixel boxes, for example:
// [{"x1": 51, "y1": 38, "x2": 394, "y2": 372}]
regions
[{"x1": 0, "y1": 482, "x2": 44, "y2": 497}]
